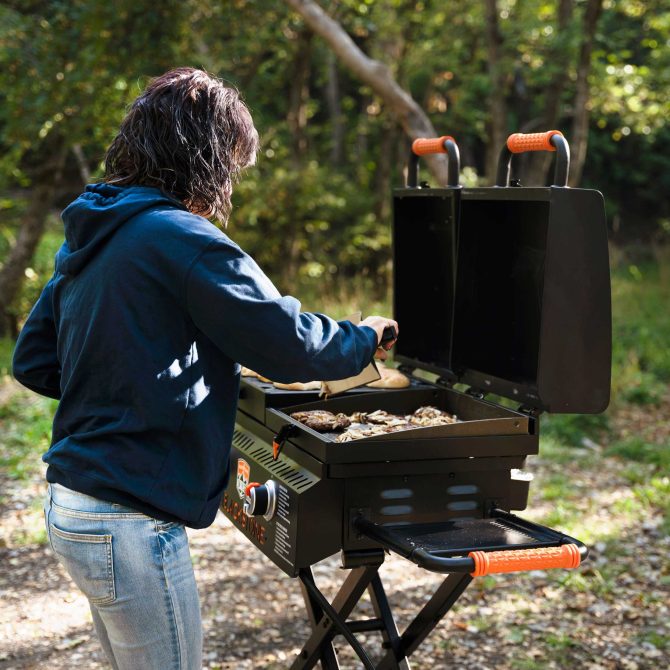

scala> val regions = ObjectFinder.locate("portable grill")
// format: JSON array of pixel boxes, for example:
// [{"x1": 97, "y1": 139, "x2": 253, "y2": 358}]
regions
[{"x1": 220, "y1": 131, "x2": 611, "y2": 669}]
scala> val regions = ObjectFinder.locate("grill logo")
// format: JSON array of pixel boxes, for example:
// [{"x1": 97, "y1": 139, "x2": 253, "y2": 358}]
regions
[{"x1": 236, "y1": 459, "x2": 250, "y2": 499}]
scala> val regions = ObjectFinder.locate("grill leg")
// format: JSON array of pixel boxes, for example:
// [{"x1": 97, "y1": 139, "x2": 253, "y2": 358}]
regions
[
  {"x1": 291, "y1": 565, "x2": 380, "y2": 670},
  {"x1": 367, "y1": 574, "x2": 411, "y2": 670},
  {"x1": 298, "y1": 568, "x2": 340, "y2": 670},
  {"x1": 376, "y1": 573, "x2": 472, "y2": 670}
]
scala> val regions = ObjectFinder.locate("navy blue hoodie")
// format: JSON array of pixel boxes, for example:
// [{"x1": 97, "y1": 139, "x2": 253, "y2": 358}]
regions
[{"x1": 12, "y1": 183, "x2": 377, "y2": 528}]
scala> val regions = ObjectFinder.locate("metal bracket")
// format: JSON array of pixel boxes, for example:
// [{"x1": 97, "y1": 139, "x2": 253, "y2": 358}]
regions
[
  {"x1": 435, "y1": 375, "x2": 456, "y2": 389},
  {"x1": 397, "y1": 365, "x2": 416, "y2": 377},
  {"x1": 466, "y1": 387, "x2": 486, "y2": 400},
  {"x1": 517, "y1": 405, "x2": 541, "y2": 418},
  {"x1": 341, "y1": 549, "x2": 385, "y2": 570}
]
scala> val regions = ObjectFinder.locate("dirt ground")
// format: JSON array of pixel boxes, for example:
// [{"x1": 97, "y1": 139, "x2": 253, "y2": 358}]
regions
[{"x1": 1, "y1": 442, "x2": 668, "y2": 669}]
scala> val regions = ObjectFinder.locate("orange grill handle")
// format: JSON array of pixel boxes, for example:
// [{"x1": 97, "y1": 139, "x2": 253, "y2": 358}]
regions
[
  {"x1": 506, "y1": 130, "x2": 563, "y2": 154},
  {"x1": 412, "y1": 135, "x2": 455, "y2": 156},
  {"x1": 469, "y1": 544, "x2": 581, "y2": 577}
]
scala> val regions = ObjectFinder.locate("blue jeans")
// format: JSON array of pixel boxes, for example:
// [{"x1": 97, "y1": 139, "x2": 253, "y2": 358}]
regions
[{"x1": 44, "y1": 483, "x2": 202, "y2": 669}]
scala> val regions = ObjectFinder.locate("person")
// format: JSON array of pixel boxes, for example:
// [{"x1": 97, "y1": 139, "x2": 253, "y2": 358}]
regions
[{"x1": 12, "y1": 67, "x2": 398, "y2": 670}]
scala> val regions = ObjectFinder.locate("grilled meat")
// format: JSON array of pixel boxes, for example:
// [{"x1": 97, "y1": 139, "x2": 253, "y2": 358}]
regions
[
  {"x1": 291, "y1": 405, "x2": 459, "y2": 442},
  {"x1": 290, "y1": 410, "x2": 351, "y2": 432},
  {"x1": 409, "y1": 406, "x2": 459, "y2": 426}
]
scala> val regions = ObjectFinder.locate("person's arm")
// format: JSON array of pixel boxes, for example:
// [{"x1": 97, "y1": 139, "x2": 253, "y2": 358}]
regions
[
  {"x1": 185, "y1": 239, "x2": 382, "y2": 383},
  {"x1": 12, "y1": 277, "x2": 62, "y2": 399}
]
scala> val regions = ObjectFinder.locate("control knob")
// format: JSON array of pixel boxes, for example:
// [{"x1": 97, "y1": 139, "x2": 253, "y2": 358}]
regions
[{"x1": 243, "y1": 480, "x2": 277, "y2": 521}]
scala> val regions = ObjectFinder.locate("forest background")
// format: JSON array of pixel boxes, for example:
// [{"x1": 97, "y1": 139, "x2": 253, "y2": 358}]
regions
[{"x1": 0, "y1": 1, "x2": 668, "y2": 668}]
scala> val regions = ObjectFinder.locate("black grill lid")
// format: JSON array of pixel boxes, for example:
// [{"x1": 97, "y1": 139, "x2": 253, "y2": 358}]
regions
[{"x1": 393, "y1": 185, "x2": 611, "y2": 414}]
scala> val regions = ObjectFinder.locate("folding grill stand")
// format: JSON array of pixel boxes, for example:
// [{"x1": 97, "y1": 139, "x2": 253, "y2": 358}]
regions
[{"x1": 292, "y1": 551, "x2": 472, "y2": 670}]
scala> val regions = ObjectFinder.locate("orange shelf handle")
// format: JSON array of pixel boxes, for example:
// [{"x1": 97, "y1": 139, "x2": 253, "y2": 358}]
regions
[
  {"x1": 469, "y1": 544, "x2": 581, "y2": 577},
  {"x1": 412, "y1": 135, "x2": 456, "y2": 156},
  {"x1": 506, "y1": 130, "x2": 563, "y2": 154}
]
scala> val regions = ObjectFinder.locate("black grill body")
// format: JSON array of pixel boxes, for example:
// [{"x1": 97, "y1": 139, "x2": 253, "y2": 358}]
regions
[{"x1": 222, "y1": 381, "x2": 536, "y2": 578}]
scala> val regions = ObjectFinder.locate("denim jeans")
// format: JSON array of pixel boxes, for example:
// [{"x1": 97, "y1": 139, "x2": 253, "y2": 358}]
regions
[{"x1": 44, "y1": 483, "x2": 202, "y2": 669}]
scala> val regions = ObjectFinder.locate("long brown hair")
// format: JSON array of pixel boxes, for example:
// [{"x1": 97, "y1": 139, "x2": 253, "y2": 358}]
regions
[{"x1": 104, "y1": 68, "x2": 258, "y2": 224}]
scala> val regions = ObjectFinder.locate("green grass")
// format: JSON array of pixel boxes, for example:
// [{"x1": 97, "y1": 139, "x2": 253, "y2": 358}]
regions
[
  {"x1": 0, "y1": 338, "x2": 15, "y2": 378},
  {"x1": 607, "y1": 436, "x2": 670, "y2": 470},
  {"x1": 610, "y1": 262, "x2": 670, "y2": 397},
  {"x1": 0, "y1": 391, "x2": 56, "y2": 480},
  {"x1": 638, "y1": 631, "x2": 670, "y2": 651}
]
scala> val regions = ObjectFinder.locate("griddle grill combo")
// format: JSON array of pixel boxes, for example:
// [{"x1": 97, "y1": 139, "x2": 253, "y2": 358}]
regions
[{"x1": 220, "y1": 131, "x2": 611, "y2": 669}]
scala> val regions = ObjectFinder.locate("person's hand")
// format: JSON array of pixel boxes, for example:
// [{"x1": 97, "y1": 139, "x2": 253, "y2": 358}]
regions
[{"x1": 359, "y1": 316, "x2": 399, "y2": 360}]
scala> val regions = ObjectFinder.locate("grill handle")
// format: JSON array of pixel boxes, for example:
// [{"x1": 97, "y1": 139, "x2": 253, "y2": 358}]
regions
[
  {"x1": 408, "y1": 543, "x2": 586, "y2": 576},
  {"x1": 496, "y1": 130, "x2": 570, "y2": 187},
  {"x1": 407, "y1": 135, "x2": 460, "y2": 188}
]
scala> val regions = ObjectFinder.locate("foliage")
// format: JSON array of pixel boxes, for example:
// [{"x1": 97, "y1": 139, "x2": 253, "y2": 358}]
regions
[
  {"x1": 0, "y1": 0, "x2": 192, "y2": 183},
  {"x1": 0, "y1": 391, "x2": 56, "y2": 481},
  {"x1": 2, "y1": 0, "x2": 669, "y2": 307}
]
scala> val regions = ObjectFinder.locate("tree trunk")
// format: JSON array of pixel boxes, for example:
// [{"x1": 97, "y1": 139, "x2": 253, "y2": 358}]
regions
[
  {"x1": 484, "y1": 0, "x2": 508, "y2": 184},
  {"x1": 282, "y1": 29, "x2": 314, "y2": 287},
  {"x1": 0, "y1": 147, "x2": 66, "y2": 337},
  {"x1": 325, "y1": 51, "x2": 345, "y2": 166},
  {"x1": 569, "y1": 0, "x2": 603, "y2": 187},
  {"x1": 287, "y1": 29, "x2": 313, "y2": 166},
  {"x1": 525, "y1": 0, "x2": 575, "y2": 185},
  {"x1": 374, "y1": 116, "x2": 397, "y2": 225},
  {"x1": 283, "y1": 0, "x2": 450, "y2": 185},
  {"x1": 71, "y1": 143, "x2": 91, "y2": 185}
]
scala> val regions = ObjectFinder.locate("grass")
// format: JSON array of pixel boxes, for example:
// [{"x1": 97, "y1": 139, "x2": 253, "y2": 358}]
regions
[
  {"x1": 607, "y1": 436, "x2": 670, "y2": 469},
  {"x1": 0, "y1": 390, "x2": 56, "y2": 481}
]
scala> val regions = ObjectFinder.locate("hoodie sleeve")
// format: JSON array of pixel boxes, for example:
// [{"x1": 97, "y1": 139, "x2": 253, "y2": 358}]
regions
[
  {"x1": 12, "y1": 276, "x2": 62, "y2": 399},
  {"x1": 185, "y1": 240, "x2": 378, "y2": 383}
]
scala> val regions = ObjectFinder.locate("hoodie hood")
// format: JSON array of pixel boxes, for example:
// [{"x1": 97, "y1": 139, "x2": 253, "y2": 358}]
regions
[{"x1": 57, "y1": 183, "x2": 186, "y2": 275}]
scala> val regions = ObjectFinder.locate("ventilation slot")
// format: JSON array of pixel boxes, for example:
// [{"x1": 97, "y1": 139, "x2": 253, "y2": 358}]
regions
[
  {"x1": 380, "y1": 488, "x2": 413, "y2": 500},
  {"x1": 230, "y1": 429, "x2": 318, "y2": 491},
  {"x1": 447, "y1": 485, "x2": 479, "y2": 496},
  {"x1": 447, "y1": 500, "x2": 478, "y2": 512},
  {"x1": 232, "y1": 431, "x2": 255, "y2": 451},
  {"x1": 380, "y1": 505, "x2": 413, "y2": 516}
]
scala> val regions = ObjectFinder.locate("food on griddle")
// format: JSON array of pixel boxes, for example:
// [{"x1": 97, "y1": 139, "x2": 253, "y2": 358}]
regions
[
  {"x1": 273, "y1": 381, "x2": 322, "y2": 391},
  {"x1": 409, "y1": 405, "x2": 459, "y2": 426},
  {"x1": 366, "y1": 366, "x2": 411, "y2": 389},
  {"x1": 290, "y1": 410, "x2": 352, "y2": 431},
  {"x1": 240, "y1": 367, "x2": 271, "y2": 383},
  {"x1": 290, "y1": 405, "x2": 459, "y2": 442},
  {"x1": 365, "y1": 409, "x2": 407, "y2": 426}
]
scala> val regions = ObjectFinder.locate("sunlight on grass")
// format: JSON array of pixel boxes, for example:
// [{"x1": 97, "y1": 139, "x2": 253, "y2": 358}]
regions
[{"x1": 0, "y1": 387, "x2": 56, "y2": 480}]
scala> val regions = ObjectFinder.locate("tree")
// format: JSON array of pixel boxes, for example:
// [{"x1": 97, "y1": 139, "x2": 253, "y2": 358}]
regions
[
  {"x1": 282, "y1": 0, "x2": 451, "y2": 186},
  {"x1": 0, "y1": 0, "x2": 193, "y2": 335}
]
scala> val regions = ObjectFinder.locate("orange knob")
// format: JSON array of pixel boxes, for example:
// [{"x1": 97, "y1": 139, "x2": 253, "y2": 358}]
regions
[{"x1": 244, "y1": 482, "x2": 261, "y2": 497}]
